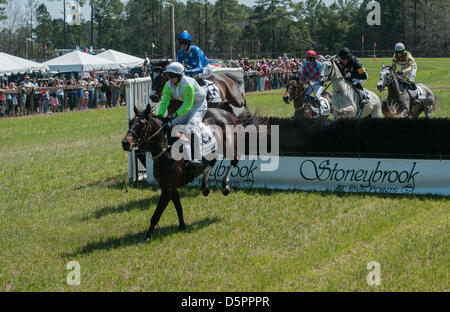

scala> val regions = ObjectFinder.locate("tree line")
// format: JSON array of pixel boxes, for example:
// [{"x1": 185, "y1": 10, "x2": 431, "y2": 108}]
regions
[{"x1": 0, "y1": 0, "x2": 448, "y2": 62}]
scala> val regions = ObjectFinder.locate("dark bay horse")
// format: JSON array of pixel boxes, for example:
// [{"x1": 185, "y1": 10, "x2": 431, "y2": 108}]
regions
[
  {"x1": 149, "y1": 59, "x2": 249, "y2": 116},
  {"x1": 377, "y1": 64, "x2": 437, "y2": 118},
  {"x1": 283, "y1": 78, "x2": 333, "y2": 121},
  {"x1": 122, "y1": 104, "x2": 261, "y2": 242}
]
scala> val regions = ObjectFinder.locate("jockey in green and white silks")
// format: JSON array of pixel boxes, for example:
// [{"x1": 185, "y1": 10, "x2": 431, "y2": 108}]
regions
[{"x1": 158, "y1": 62, "x2": 207, "y2": 165}]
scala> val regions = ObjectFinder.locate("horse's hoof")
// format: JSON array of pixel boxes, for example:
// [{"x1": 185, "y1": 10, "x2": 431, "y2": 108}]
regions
[
  {"x1": 140, "y1": 237, "x2": 151, "y2": 244},
  {"x1": 202, "y1": 187, "x2": 210, "y2": 197},
  {"x1": 222, "y1": 185, "x2": 230, "y2": 196},
  {"x1": 179, "y1": 224, "x2": 186, "y2": 231}
]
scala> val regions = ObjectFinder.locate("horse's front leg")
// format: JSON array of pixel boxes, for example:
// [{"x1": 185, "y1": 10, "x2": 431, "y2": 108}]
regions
[
  {"x1": 144, "y1": 188, "x2": 171, "y2": 243},
  {"x1": 168, "y1": 188, "x2": 186, "y2": 231}
]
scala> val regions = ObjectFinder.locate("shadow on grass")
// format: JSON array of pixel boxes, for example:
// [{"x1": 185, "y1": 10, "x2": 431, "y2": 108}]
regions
[
  {"x1": 81, "y1": 187, "x2": 203, "y2": 220},
  {"x1": 63, "y1": 217, "x2": 221, "y2": 258}
]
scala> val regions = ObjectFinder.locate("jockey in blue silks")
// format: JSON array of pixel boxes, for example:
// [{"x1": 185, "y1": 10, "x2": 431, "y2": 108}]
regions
[{"x1": 176, "y1": 30, "x2": 212, "y2": 86}]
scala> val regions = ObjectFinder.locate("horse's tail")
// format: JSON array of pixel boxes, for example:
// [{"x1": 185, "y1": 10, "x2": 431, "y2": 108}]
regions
[{"x1": 236, "y1": 110, "x2": 265, "y2": 128}]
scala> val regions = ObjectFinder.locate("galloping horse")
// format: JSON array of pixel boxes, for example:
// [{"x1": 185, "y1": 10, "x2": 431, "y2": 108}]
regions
[
  {"x1": 149, "y1": 59, "x2": 249, "y2": 116},
  {"x1": 320, "y1": 57, "x2": 383, "y2": 119},
  {"x1": 377, "y1": 64, "x2": 437, "y2": 118},
  {"x1": 283, "y1": 77, "x2": 333, "y2": 121},
  {"x1": 122, "y1": 104, "x2": 261, "y2": 242}
]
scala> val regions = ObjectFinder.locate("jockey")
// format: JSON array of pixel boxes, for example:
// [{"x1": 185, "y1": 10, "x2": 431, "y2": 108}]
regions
[
  {"x1": 176, "y1": 30, "x2": 212, "y2": 86},
  {"x1": 392, "y1": 42, "x2": 420, "y2": 105},
  {"x1": 337, "y1": 47, "x2": 369, "y2": 105},
  {"x1": 300, "y1": 50, "x2": 327, "y2": 115},
  {"x1": 158, "y1": 62, "x2": 207, "y2": 166}
]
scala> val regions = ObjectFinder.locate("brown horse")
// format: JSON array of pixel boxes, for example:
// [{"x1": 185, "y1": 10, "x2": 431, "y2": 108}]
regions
[
  {"x1": 283, "y1": 78, "x2": 333, "y2": 121},
  {"x1": 122, "y1": 104, "x2": 261, "y2": 242},
  {"x1": 149, "y1": 59, "x2": 249, "y2": 116}
]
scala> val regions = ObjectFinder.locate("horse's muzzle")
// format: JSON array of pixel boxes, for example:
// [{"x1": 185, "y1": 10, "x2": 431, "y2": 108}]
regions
[
  {"x1": 377, "y1": 83, "x2": 384, "y2": 92},
  {"x1": 122, "y1": 136, "x2": 136, "y2": 152},
  {"x1": 283, "y1": 95, "x2": 291, "y2": 104},
  {"x1": 150, "y1": 95, "x2": 161, "y2": 103},
  {"x1": 319, "y1": 78, "x2": 326, "y2": 86}
]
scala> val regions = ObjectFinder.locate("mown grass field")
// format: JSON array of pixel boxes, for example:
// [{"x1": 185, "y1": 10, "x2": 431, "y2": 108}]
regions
[{"x1": 0, "y1": 58, "x2": 448, "y2": 291}]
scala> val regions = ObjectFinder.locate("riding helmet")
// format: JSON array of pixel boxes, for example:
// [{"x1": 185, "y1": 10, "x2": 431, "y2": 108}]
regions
[
  {"x1": 178, "y1": 31, "x2": 192, "y2": 42},
  {"x1": 306, "y1": 50, "x2": 317, "y2": 59},
  {"x1": 165, "y1": 62, "x2": 185, "y2": 79},
  {"x1": 338, "y1": 47, "x2": 351, "y2": 59},
  {"x1": 394, "y1": 42, "x2": 405, "y2": 52}
]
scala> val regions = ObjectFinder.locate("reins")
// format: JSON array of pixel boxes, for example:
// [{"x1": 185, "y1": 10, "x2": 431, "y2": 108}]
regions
[{"x1": 127, "y1": 118, "x2": 171, "y2": 160}]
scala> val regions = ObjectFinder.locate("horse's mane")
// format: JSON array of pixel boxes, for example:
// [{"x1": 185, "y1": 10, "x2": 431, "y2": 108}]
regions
[{"x1": 150, "y1": 59, "x2": 171, "y2": 68}]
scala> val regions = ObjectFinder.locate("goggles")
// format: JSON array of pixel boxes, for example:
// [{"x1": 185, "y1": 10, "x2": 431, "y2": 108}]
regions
[
  {"x1": 179, "y1": 39, "x2": 190, "y2": 46},
  {"x1": 165, "y1": 72, "x2": 179, "y2": 79}
]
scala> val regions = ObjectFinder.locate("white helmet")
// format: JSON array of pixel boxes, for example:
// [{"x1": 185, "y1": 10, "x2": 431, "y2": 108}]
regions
[{"x1": 165, "y1": 62, "x2": 184, "y2": 75}]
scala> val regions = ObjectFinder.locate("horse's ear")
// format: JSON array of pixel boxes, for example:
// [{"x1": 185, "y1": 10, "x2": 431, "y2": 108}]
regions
[
  {"x1": 144, "y1": 103, "x2": 152, "y2": 117},
  {"x1": 133, "y1": 105, "x2": 139, "y2": 116}
]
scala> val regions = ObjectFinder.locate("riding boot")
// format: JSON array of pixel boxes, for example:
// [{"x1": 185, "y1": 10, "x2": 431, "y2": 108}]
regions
[{"x1": 355, "y1": 87, "x2": 369, "y2": 106}]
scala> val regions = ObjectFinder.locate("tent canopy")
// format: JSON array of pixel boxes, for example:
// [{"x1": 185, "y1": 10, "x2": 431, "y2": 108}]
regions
[
  {"x1": 0, "y1": 52, "x2": 49, "y2": 76},
  {"x1": 43, "y1": 51, "x2": 120, "y2": 73},
  {"x1": 96, "y1": 49, "x2": 144, "y2": 69}
]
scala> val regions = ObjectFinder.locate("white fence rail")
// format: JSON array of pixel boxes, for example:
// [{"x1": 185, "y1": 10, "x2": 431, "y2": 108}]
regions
[{"x1": 126, "y1": 77, "x2": 153, "y2": 182}]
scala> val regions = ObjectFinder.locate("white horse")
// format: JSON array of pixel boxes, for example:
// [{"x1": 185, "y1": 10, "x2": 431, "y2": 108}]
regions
[{"x1": 320, "y1": 57, "x2": 382, "y2": 119}]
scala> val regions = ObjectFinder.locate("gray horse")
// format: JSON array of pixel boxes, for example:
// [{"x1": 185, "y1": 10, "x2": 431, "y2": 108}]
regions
[
  {"x1": 320, "y1": 57, "x2": 382, "y2": 119},
  {"x1": 377, "y1": 64, "x2": 437, "y2": 118}
]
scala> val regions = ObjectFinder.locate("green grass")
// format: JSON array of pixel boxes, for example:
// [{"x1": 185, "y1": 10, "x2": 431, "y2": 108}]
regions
[{"x1": 0, "y1": 58, "x2": 449, "y2": 291}]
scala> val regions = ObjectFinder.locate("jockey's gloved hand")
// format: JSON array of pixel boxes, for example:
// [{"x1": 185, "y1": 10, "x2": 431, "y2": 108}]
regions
[
  {"x1": 345, "y1": 72, "x2": 352, "y2": 79},
  {"x1": 398, "y1": 70, "x2": 404, "y2": 75},
  {"x1": 168, "y1": 112, "x2": 177, "y2": 120},
  {"x1": 351, "y1": 78, "x2": 359, "y2": 85}
]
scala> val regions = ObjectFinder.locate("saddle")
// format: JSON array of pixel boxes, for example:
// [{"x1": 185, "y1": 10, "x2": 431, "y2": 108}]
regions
[
  {"x1": 166, "y1": 121, "x2": 217, "y2": 159},
  {"x1": 204, "y1": 80, "x2": 222, "y2": 104}
]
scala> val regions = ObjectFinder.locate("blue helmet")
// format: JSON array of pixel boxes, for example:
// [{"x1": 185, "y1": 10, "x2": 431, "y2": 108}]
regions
[{"x1": 178, "y1": 31, "x2": 192, "y2": 42}]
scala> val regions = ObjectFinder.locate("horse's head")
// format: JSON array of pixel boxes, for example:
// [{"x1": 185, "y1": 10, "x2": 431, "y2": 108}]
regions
[
  {"x1": 377, "y1": 64, "x2": 395, "y2": 92},
  {"x1": 122, "y1": 104, "x2": 161, "y2": 151},
  {"x1": 149, "y1": 60, "x2": 171, "y2": 103},
  {"x1": 319, "y1": 57, "x2": 336, "y2": 86},
  {"x1": 283, "y1": 78, "x2": 300, "y2": 104}
]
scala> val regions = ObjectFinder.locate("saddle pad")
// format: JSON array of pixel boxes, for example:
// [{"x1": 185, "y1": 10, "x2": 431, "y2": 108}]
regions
[
  {"x1": 205, "y1": 80, "x2": 222, "y2": 104},
  {"x1": 319, "y1": 98, "x2": 331, "y2": 116},
  {"x1": 198, "y1": 122, "x2": 217, "y2": 157},
  {"x1": 417, "y1": 86, "x2": 426, "y2": 100}
]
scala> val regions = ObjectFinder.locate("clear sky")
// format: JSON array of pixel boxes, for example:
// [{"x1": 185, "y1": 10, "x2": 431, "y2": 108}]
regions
[{"x1": 26, "y1": 0, "x2": 336, "y2": 21}]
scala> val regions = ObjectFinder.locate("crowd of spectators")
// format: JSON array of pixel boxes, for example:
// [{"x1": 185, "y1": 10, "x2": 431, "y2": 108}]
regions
[
  {"x1": 0, "y1": 72, "x2": 128, "y2": 118},
  {"x1": 222, "y1": 53, "x2": 305, "y2": 92}
]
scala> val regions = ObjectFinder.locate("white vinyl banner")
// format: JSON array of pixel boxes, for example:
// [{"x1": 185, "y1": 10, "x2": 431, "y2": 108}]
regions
[{"x1": 145, "y1": 155, "x2": 450, "y2": 196}]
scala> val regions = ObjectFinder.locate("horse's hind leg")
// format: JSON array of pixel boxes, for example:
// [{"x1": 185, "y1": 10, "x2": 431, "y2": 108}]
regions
[
  {"x1": 201, "y1": 159, "x2": 217, "y2": 197},
  {"x1": 169, "y1": 188, "x2": 186, "y2": 230},
  {"x1": 222, "y1": 159, "x2": 238, "y2": 196},
  {"x1": 144, "y1": 188, "x2": 171, "y2": 242}
]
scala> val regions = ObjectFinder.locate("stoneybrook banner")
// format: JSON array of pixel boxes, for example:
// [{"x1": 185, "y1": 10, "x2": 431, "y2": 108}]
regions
[{"x1": 146, "y1": 155, "x2": 450, "y2": 196}]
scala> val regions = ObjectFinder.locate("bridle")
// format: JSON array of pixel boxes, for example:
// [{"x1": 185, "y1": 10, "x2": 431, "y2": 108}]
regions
[{"x1": 127, "y1": 116, "x2": 170, "y2": 160}]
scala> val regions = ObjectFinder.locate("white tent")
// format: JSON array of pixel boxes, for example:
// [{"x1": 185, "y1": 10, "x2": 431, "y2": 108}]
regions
[
  {"x1": 0, "y1": 52, "x2": 49, "y2": 76},
  {"x1": 43, "y1": 50, "x2": 120, "y2": 73},
  {"x1": 96, "y1": 49, "x2": 144, "y2": 69}
]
